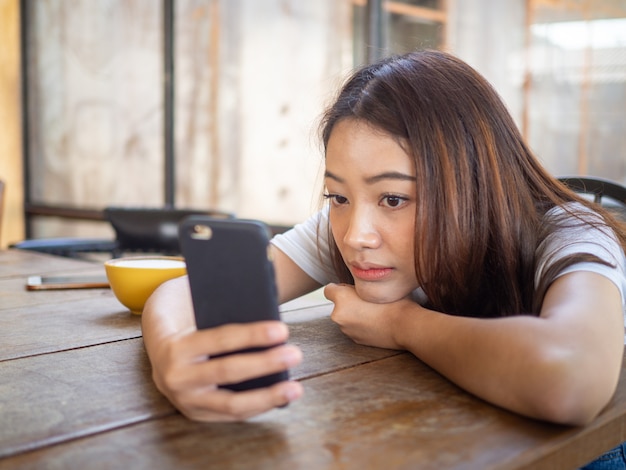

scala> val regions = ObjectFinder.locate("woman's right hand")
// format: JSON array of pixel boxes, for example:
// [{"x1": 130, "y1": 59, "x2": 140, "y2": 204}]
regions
[{"x1": 142, "y1": 278, "x2": 303, "y2": 422}]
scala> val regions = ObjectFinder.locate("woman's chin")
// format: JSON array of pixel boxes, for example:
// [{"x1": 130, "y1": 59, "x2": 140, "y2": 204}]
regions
[{"x1": 354, "y1": 283, "x2": 408, "y2": 304}]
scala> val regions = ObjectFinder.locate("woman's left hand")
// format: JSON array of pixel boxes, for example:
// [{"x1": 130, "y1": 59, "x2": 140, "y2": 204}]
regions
[{"x1": 323, "y1": 283, "x2": 413, "y2": 350}]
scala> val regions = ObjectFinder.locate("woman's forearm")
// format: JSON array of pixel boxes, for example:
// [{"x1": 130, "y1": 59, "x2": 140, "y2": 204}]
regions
[
  {"x1": 396, "y1": 310, "x2": 584, "y2": 422},
  {"x1": 142, "y1": 276, "x2": 195, "y2": 352},
  {"x1": 394, "y1": 273, "x2": 623, "y2": 425}
]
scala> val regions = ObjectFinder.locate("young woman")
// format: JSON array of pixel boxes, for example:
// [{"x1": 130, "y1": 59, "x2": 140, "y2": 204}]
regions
[{"x1": 142, "y1": 50, "x2": 626, "y2": 467}]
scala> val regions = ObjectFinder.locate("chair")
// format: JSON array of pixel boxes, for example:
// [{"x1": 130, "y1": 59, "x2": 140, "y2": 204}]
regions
[
  {"x1": 11, "y1": 206, "x2": 233, "y2": 259},
  {"x1": 11, "y1": 237, "x2": 118, "y2": 258},
  {"x1": 558, "y1": 176, "x2": 626, "y2": 220},
  {"x1": 104, "y1": 206, "x2": 233, "y2": 256}
]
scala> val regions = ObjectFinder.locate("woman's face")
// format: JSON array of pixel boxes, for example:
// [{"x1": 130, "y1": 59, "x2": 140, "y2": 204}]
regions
[{"x1": 324, "y1": 119, "x2": 419, "y2": 304}]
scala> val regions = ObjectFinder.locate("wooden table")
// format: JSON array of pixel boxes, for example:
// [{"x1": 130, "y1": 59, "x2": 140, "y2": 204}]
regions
[{"x1": 1, "y1": 249, "x2": 625, "y2": 469}]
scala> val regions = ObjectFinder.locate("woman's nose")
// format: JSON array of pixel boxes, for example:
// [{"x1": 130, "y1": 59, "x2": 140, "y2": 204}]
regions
[{"x1": 343, "y1": 208, "x2": 382, "y2": 250}]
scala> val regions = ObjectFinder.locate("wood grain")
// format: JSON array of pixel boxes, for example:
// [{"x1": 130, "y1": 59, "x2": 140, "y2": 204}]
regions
[
  {"x1": 0, "y1": 250, "x2": 101, "y2": 280},
  {"x1": 2, "y1": 352, "x2": 624, "y2": 469},
  {"x1": 2, "y1": 249, "x2": 625, "y2": 469},
  {"x1": 0, "y1": 293, "x2": 141, "y2": 361}
]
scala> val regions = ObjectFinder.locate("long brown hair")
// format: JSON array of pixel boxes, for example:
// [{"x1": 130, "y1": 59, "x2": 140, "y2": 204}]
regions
[{"x1": 319, "y1": 50, "x2": 626, "y2": 317}]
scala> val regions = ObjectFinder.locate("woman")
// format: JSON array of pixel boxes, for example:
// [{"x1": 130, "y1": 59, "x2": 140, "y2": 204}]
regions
[{"x1": 142, "y1": 50, "x2": 626, "y2": 467}]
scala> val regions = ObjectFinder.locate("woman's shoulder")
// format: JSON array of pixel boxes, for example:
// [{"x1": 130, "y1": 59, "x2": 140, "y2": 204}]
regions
[
  {"x1": 538, "y1": 201, "x2": 626, "y2": 283},
  {"x1": 545, "y1": 201, "x2": 603, "y2": 222},
  {"x1": 541, "y1": 201, "x2": 621, "y2": 251},
  {"x1": 537, "y1": 203, "x2": 626, "y2": 313}
]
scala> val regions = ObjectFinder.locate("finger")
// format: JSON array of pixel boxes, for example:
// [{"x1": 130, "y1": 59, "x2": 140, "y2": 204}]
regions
[
  {"x1": 181, "y1": 380, "x2": 304, "y2": 422},
  {"x1": 179, "y1": 321, "x2": 290, "y2": 359},
  {"x1": 176, "y1": 343, "x2": 302, "y2": 390},
  {"x1": 207, "y1": 344, "x2": 302, "y2": 387}
]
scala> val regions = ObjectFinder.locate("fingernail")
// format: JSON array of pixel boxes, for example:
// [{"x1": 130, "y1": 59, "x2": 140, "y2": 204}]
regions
[
  {"x1": 283, "y1": 382, "x2": 303, "y2": 401},
  {"x1": 267, "y1": 323, "x2": 286, "y2": 342},
  {"x1": 280, "y1": 346, "x2": 301, "y2": 366}
]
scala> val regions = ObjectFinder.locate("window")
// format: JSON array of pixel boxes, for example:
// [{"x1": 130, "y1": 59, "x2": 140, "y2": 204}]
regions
[
  {"x1": 351, "y1": 0, "x2": 448, "y2": 65},
  {"x1": 20, "y1": 0, "x2": 623, "y2": 243},
  {"x1": 20, "y1": 0, "x2": 352, "y2": 239},
  {"x1": 525, "y1": 0, "x2": 626, "y2": 181}
]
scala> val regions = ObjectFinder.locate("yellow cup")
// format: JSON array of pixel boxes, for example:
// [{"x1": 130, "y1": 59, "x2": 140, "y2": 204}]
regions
[{"x1": 104, "y1": 256, "x2": 187, "y2": 314}]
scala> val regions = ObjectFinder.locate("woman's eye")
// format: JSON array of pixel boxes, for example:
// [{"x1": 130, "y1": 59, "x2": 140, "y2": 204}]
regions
[
  {"x1": 324, "y1": 193, "x2": 348, "y2": 205},
  {"x1": 382, "y1": 195, "x2": 407, "y2": 208}
]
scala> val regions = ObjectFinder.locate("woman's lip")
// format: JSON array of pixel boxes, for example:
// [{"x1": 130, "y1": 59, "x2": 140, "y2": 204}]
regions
[{"x1": 350, "y1": 266, "x2": 393, "y2": 281}]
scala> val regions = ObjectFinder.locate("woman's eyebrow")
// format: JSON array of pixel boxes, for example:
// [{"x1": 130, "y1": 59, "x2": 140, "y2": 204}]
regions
[
  {"x1": 324, "y1": 170, "x2": 343, "y2": 182},
  {"x1": 325, "y1": 170, "x2": 415, "y2": 184},
  {"x1": 364, "y1": 172, "x2": 416, "y2": 184}
]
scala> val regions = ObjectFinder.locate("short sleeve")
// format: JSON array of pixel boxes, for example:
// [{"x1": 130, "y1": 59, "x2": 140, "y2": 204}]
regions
[
  {"x1": 536, "y1": 204, "x2": 626, "y2": 342},
  {"x1": 270, "y1": 207, "x2": 339, "y2": 285},
  {"x1": 536, "y1": 204, "x2": 626, "y2": 304}
]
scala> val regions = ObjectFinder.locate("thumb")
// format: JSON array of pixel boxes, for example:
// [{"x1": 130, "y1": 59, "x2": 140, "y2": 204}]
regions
[
  {"x1": 324, "y1": 283, "x2": 351, "y2": 302},
  {"x1": 323, "y1": 283, "x2": 338, "y2": 302}
]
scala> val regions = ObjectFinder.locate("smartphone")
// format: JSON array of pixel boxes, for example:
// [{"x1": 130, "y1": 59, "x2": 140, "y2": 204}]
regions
[
  {"x1": 178, "y1": 216, "x2": 288, "y2": 392},
  {"x1": 26, "y1": 275, "x2": 110, "y2": 291}
]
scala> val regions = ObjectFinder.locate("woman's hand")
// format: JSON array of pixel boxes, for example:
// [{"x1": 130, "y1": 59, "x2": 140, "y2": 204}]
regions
[
  {"x1": 142, "y1": 278, "x2": 303, "y2": 422},
  {"x1": 150, "y1": 322, "x2": 303, "y2": 422},
  {"x1": 324, "y1": 283, "x2": 412, "y2": 350}
]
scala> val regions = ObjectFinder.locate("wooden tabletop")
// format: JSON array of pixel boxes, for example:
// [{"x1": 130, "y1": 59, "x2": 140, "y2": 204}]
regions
[{"x1": 1, "y1": 249, "x2": 625, "y2": 469}]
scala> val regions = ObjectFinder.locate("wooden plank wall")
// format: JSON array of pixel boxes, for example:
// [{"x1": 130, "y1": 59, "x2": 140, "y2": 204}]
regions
[
  {"x1": 173, "y1": 0, "x2": 354, "y2": 225},
  {"x1": 25, "y1": 1, "x2": 164, "y2": 239},
  {"x1": 0, "y1": 0, "x2": 24, "y2": 248},
  {"x1": 20, "y1": 0, "x2": 353, "y2": 241}
]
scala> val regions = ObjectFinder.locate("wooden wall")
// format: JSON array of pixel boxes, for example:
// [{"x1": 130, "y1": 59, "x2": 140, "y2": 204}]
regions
[
  {"x1": 26, "y1": 1, "x2": 164, "y2": 239},
  {"x1": 21, "y1": 0, "x2": 353, "y2": 241},
  {"x1": 0, "y1": 0, "x2": 24, "y2": 248},
  {"x1": 173, "y1": 0, "x2": 353, "y2": 224},
  {"x1": 9, "y1": 0, "x2": 626, "y2": 245}
]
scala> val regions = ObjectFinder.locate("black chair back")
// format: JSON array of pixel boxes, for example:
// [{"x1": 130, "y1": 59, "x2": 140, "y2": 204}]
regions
[
  {"x1": 558, "y1": 176, "x2": 626, "y2": 220},
  {"x1": 11, "y1": 206, "x2": 233, "y2": 259},
  {"x1": 104, "y1": 207, "x2": 233, "y2": 256}
]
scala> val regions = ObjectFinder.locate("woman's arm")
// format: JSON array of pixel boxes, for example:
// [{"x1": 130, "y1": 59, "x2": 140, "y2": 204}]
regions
[
  {"x1": 272, "y1": 245, "x2": 322, "y2": 303},
  {"x1": 141, "y1": 245, "x2": 319, "y2": 421},
  {"x1": 325, "y1": 271, "x2": 624, "y2": 425}
]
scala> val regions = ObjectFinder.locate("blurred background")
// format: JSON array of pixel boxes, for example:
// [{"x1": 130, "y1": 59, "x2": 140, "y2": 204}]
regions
[{"x1": 1, "y1": 0, "x2": 625, "y2": 248}]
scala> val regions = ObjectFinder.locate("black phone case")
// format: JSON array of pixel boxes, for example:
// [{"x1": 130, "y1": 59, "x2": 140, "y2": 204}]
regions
[{"x1": 178, "y1": 216, "x2": 288, "y2": 391}]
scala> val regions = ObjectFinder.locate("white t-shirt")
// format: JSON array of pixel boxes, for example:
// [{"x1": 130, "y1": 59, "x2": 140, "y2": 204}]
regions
[
  {"x1": 271, "y1": 207, "x2": 338, "y2": 286},
  {"x1": 271, "y1": 203, "x2": 626, "y2": 339}
]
